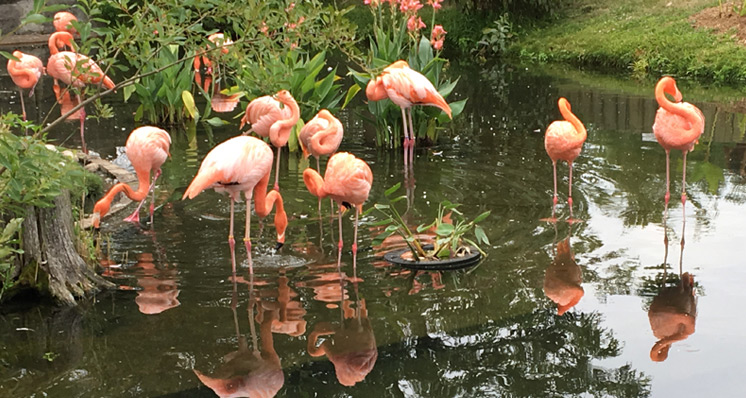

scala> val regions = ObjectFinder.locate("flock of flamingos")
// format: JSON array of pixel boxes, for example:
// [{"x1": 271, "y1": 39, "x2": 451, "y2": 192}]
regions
[{"x1": 7, "y1": 12, "x2": 705, "y2": 276}]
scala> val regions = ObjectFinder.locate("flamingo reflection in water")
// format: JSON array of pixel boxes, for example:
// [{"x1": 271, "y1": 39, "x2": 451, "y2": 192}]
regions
[
  {"x1": 306, "y1": 265, "x2": 377, "y2": 387},
  {"x1": 648, "y1": 213, "x2": 697, "y2": 362},
  {"x1": 246, "y1": 273, "x2": 307, "y2": 338},
  {"x1": 194, "y1": 276, "x2": 284, "y2": 397},
  {"x1": 193, "y1": 33, "x2": 239, "y2": 113},
  {"x1": 543, "y1": 224, "x2": 584, "y2": 316}
]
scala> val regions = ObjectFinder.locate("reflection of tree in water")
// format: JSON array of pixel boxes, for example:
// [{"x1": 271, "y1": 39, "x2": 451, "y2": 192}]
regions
[{"x1": 284, "y1": 310, "x2": 650, "y2": 397}]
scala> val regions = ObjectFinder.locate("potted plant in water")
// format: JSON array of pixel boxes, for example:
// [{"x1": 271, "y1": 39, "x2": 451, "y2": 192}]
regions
[{"x1": 370, "y1": 184, "x2": 491, "y2": 270}]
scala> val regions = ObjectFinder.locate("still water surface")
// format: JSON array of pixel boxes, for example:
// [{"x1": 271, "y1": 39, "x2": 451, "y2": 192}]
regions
[{"x1": 2, "y1": 63, "x2": 746, "y2": 397}]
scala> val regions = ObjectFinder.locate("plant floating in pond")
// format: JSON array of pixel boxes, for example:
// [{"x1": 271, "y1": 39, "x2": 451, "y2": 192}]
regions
[{"x1": 370, "y1": 183, "x2": 490, "y2": 264}]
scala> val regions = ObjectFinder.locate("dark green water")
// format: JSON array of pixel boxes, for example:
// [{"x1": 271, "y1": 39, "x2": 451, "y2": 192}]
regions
[{"x1": 2, "y1": 62, "x2": 746, "y2": 397}]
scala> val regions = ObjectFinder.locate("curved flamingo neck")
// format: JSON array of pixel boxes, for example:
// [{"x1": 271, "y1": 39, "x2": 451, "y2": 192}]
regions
[
  {"x1": 302, "y1": 168, "x2": 326, "y2": 199},
  {"x1": 310, "y1": 111, "x2": 341, "y2": 152},
  {"x1": 270, "y1": 95, "x2": 300, "y2": 144},
  {"x1": 558, "y1": 98, "x2": 587, "y2": 141},
  {"x1": 655, "y1": 77, "x2": 703, "y2": 138},
  {"x1": 253, "y1": 173, "x2": 288, "y2": 243},
  {"x1": 48, "y1": 32, "x2": 74, "y2": 55},
  {"x1": 93, "y1": 171, "x2": 151, "y2": 219}
]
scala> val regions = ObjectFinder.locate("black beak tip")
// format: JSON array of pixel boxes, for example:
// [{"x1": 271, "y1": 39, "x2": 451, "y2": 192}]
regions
[{"x1": 275, "y1": 242, "x2": 284, "y2": 251}]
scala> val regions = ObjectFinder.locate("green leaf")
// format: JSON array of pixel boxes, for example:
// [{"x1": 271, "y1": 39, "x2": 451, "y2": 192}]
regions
[
  {"x1": 204, "y1": 117, "x2": 228, "y2": 126},
  {"x1": 181, "y1": 90, "x2": 199, "y2": 121},
  {"x1": 22, "y1": 13, "x2": 47, "y2": 25},
  {"x1": 473, "y1": 210, "x2": 491, "y2": 224},
  {"x1": 123, "y1": 84, "x2": 136, "y2": 102},
  {"x1": 434, "y1": 223, "x2": 455, "y2": 236},
  {"x1": 474, "y1": 225, "x2": 489, "y2": 245},
  {"x1": 342, "y1": 84, "x2": 361, "y2": 109},
  {"x1": 384, "y1": 183, "x2": 401, "y2": 197}
]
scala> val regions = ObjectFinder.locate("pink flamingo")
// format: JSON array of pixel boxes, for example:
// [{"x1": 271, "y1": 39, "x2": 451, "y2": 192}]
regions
[
  {"x1": 299, "y1": 109, "x2": 344, "y2": 217},
  {"x1": 366, "y1": 60, "x2": 452, "y2": 166},
  {"x1": 303, "y1": 152, "x2": 373, "y2": 268},
  {"x1": 652, "y1": 76, "x2": 705, "y2": 207},
  {"x1": 182, "y1": 135, "x2": 288, "y2": 275},
  {"x1": 53, "y1": 11, "x2": 78, "y2": 35},
  {"x1": 240, "y1": 90, "x2": 300, "y2": 191},
  {"x1": 6, "y1": 50, "x2": 44, "y2": 121},
  {"x1": 92, "y1": 126, "x2": 171, "y2": 228},
  {"x1": 544, "y1": 97, "x2": 587, "y2": 219},
  {"x1": 47, "y1": 31, "x2": 116, "y2": 154}
]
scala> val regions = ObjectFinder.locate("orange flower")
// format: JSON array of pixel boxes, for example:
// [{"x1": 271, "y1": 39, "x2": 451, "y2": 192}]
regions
[{"x1": 407, "y1": 15, "x2": 425, "y2": 32}]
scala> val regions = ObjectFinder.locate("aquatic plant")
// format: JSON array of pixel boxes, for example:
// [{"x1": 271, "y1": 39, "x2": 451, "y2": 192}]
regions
[
  {"x1": 370, "y1": 183, "x2": 490, "y2": 262},
  {"x1": 349, "y1": 0, "x2": 466, "y2": 147}
]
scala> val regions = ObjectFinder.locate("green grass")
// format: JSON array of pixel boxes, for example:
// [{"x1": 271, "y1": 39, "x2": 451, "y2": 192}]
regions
[{"x1": 510, "y1": 0, "x2": 746, "y2": 87}]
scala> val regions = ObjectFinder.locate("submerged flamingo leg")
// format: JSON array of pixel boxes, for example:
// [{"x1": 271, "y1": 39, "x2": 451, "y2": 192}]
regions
[
  {"x1": 229, "y1": 198, "x2": 237, "y2": 275},
  {"x1": 352, "y1": 209, "x2": 359, "y2": 272},
  {"x1": 123, "y1": 170, "x2": 161, "y2": 224},
  {"x1": 568, "y1": 161, "x2": 574, "y2": 219},
  {"x1": 274, "y1": 147, "x2": 281, "y2": 192},
  {"x1": 245, "y1": 192, "x2": 254, "y2": 275},
  {"x1": 664, "y1": 150, "x2": 671, "y2": 206},
  {"x1": 338, "y1": 205, "x2": 344, "y2": 254},
  {"x1": 681, "y1": 150, "x2": 688, "y2": 206},
  {"x1": 401, "y1": 107, "x2": 409, "y2": 167},
  {"x1": 407, "y1": 108, "x2": 416, "y2": 165}
]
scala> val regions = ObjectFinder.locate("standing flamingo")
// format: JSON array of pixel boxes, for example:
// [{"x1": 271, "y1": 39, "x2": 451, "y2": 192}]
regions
[
  {"x1": 182, "y1": 135, "x2": 288, "y2": 275},
  {"x1": 544, "y1": 97, "x2": 587, "y2": 220},
  {"x1": 47, "y1": 31, "x2": 116, "y2": 154},
  {"x1": 93, "y1": 126, "x2": 171, "y2": 228},
  {"x1": 53, "y1": 11, "x2": 78, "y2": 35},
  {"x1": 6, "y1": 50, "x2": 44, "y2": 121},
  {"x1": 652, "y1": 76, "x2": 705, "y2": 207},
  {"x1": 303, "y1": 152, "x2": 373, "y2": 268},
  {"x1": 240, "y1": 90, "x2": 300, "y2": 191},
  {"x1": 366, "y1": 60, "x2": 452, "y2": 166}
]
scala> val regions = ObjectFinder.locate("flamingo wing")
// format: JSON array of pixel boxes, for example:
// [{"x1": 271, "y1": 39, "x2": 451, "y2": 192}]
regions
[
  {"x1": 126, "y1": 127, "x2": 172, "y2": 174},
  {"x1": 324, "y1": 152, "x2": 373, "y2": 207},
  {"x1": 382, "y1": 68, "x2": 451, "y2": 117},
  {"x1": 244, "y1": 96, "x2": 283, "y2": 137}
]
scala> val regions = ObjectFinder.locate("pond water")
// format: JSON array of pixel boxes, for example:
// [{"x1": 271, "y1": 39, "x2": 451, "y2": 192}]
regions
[{"x1": 2, "y1": 61, "x2": 746, "y2": 397}]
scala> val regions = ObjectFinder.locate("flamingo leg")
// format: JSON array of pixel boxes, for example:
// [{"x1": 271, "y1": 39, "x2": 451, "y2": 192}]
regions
[
  {"x1": 19, "y1": 89, "x2": 27, "y2": 122},
  {"x1": 124, "y1": 170, "x2": 161, "y2": 224},
  {"x1": 337, "y1": 204, "x2": 344, "y2": 254},
  {"x1": 401, "y1": 107, "x2": 409, "y2": 166},
  {"x1": 245, "y1": 194, "x2": 254, "y2": 275},
  {"x1": 229, "y1": 198, "x2": 237, "y2": 275},
  {"x1": 568, "y1": 160, "x2": 574, "y2": 219},
  {"x1": 77, "y1": 93, "x2": 87, "y2": 154},
  {"x1": 664, "y1": 149, "x2": 671, "y2": 206},
  {"x1": 352, "y1": 208, "x2": 359, "y2": 272},
  {"x1": 681, "y1": 150, "x2": 688, "y2": 206},
  {"x1": 552, "y1": 160, "x2": 558, "y2": 208},
  {"x1": 274, "y1": 146, "x2": 281, "y2": 192},
  {"x1": 407, "y1": 107, "x2": 416, "y2": 165}
]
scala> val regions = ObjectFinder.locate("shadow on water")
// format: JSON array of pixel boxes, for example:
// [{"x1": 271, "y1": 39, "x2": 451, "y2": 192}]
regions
[{"x1": 5, "y1": 61, "x2": 746, "y2": 396}]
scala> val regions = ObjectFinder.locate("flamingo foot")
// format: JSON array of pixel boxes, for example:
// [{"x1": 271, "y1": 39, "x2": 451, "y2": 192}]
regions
[{"x1": 123, "y1": 210, "x2": 140, "y2": 224}]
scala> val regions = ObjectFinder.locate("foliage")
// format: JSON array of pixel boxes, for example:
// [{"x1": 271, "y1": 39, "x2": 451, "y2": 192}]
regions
[
  {"x1": 348, "y1": 0, "x2": 466, "y2": 147},
  {"x1": 473, "y1": 14, "x2": 514, "y2": 62},
  {"x1": 370, "y1": 183, "x2": 490, "y2": 261},
  {"x1": 455, "y1": 0, "x2": 564, "y2": 18},
  {"x1": 0, "y1": 218, "x2": 24, "y2": 301},
  {"x1": 511, "y1": 0, "x2": 746, "y2": 86},
  {"x1": 78, "y1": 0, "x2": 358, "y2": 126}
]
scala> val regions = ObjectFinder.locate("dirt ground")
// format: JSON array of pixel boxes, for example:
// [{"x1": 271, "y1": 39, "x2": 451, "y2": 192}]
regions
[{"x1": 691, "y1": 1, "x2": 746, "y2": 45}]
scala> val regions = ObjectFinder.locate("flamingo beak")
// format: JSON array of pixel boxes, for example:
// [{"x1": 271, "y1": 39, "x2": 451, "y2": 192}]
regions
[
  {"x1": 92, "y1": 213, "x2": 101, "y2": 229},
  {"x1": 275, "y1": 241, "x2": 284, "y2": 250}
]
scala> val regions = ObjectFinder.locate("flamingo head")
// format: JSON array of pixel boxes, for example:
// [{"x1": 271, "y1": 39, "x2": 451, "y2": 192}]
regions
[
  {"x1": 208, "y1": 33, "x2": 233, "y2": 54},
  {"x1": 11, "y1": 50, "x2": 23, "y2": 60},
  {"x1": 365, "y1": 77, "x2": 387, "y2": 101},
  {"x1": 51, "y1": 31, "x2": 75, "y2": 50},
  {"x1": 92, "y1": 200, "x2": 111, "y2": 228},
  {"x1": 657, "y1": 76, "x2": 683, "y2": 103},
  {"x1": 274, "y1": 89, "x2": 294, "y2": 103}
]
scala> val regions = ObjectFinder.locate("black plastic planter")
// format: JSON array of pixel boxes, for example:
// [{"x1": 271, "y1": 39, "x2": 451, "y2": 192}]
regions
[{"x1": 383, "y1": 244, "x2": 482, "y2": 271}]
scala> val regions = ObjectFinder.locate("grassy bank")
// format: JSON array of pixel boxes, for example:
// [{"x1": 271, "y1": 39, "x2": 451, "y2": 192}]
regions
[{"x1": 510, "y1": 0, "x2": 746, "y2": 87}]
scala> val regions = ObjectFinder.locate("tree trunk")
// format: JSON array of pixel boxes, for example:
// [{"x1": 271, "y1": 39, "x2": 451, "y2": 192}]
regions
[{"x1": 21, "y1": 190, "x2": 114, "y2": 306}]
